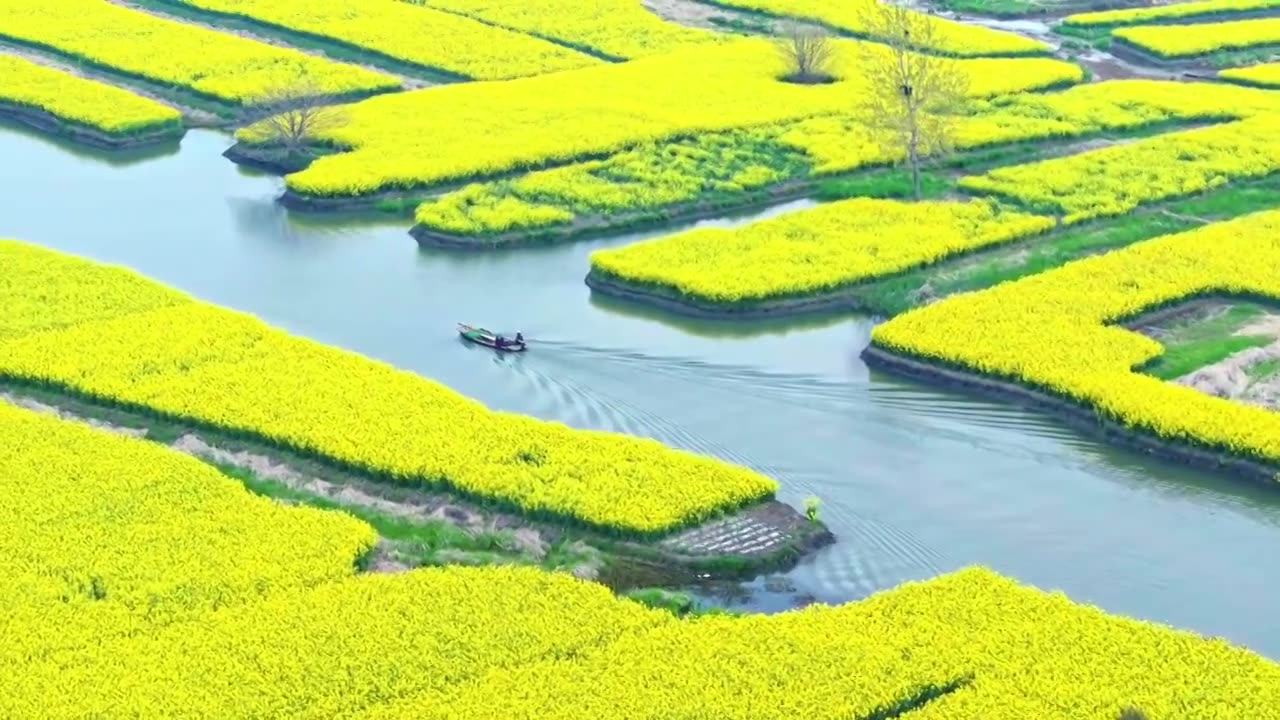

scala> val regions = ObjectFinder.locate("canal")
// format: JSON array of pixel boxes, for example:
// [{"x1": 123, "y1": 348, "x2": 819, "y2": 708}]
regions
[{"x1": 5, "y1": 125, "x2": 1280, "y2": 656}]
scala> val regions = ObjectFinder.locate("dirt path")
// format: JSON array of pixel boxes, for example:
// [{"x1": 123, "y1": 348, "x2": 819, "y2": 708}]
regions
[
  {"x1": 642, "y1": 0, "x2": 754, "y2": 30},
  {"x1": 0, "y1": 386, "x2": 829, "y2": 580},
  {"x1": 1177, "y1": 311, "x2": 1280, "y2": 412}
]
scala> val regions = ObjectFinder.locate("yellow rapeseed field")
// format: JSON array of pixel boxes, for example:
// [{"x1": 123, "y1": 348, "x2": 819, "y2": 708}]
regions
[
  {"x1": 1064, "y1": 0, "x2": 1280, "y2": 26},
  {"x1": 257, "y1": 38, "x2": 1081, "y2": 198},
  {"x1": 0, "y1": 54, "x2": 181, "y2": 136},
  {"x1": 4, "y1": 407, "x2": 1275, "y2": 715},
  {"x1": 413, "y1": 79, "x2": 1280, "y2": 239},
  {"x1": 0, "y1": 400, "x2": 374, "y2": 667},
  {"x1": 421, "y1": 0, "x2": 722, "y2": 58},
  {"x1": 589, "y1": 199, "x2": 1053, "y2": 303},
  {"x1": 872, "y1": 209, "x2": 1280, "y2": 466},
  {"x1": 1114, "y1": 17, "x2": 1280, "y2": 58},
  {"x1": 153, "y1": 0, "x2": 601, "y2": 80},
  {"x1": 0, "y1": 240, "x2": 776, "y2": 535},
  {"x1": 958, "y1": 116, "x2": 1280, "y2": 223},
  {"x1": 0, "y1": 0, "x2": 398, "y2": 105},
  {"x1": 7, "y1": 518, "x2": 1277, "y2": 720},
  {"x1": 1222, "y1": 60, "x2": 1280, "y2": 86},
  {"x1": 368, "y1": 567, "x2": 1280, "y2": 719},
  {"x1": 702, "y1": 0, "x2": 1049, "y2": 56},
  {"x1": 5, "y1": 565, "x2": 673, "y2": 718}
]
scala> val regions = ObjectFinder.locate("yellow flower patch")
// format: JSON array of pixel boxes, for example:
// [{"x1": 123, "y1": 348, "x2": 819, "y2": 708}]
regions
[
  {"x1": 0, "y1": 54, "x2": 181, "y2": 136},
  {"x1": 422, "y1": 0, "x2": 723, "y2": 59},
  {"x1": 872, "y1": 209, "x2": 1280, "y2": 466},
  {"x1": 958, "y1": 116, "x2": 1280, "y2": 223},
  {"x1": 590, "y1": 199, "x2": 1053, "y2": 303},
  {"x1": 155, "y1": 0, "x2": 601, "y2": 80},
  {"x1": 0, "y1": 0, "x2": 398, "y2": 105},
  {"x1": 702, "y1": 0, "x2": 1049, "y2": 56},
  {"x1": 254, "y1": 38, "x2": 1080, "y2": 198},
  {"x1": 1114, "y1": 17, "x2": 1280, "y2": 58},
  {"x1": 0, "y1": 240, "x2": 777, "y2": 534},
  {"x1": 1064, "y1": 0, "x2": 1280, "y2": 27}
]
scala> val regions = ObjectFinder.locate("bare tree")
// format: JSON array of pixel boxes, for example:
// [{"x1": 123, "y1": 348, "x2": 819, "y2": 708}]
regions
[
  {"x1": 254, "y1": 78, "x2": 348, "y2": 156},
  {"x1": 776, "y1": 22, "x2": 835, "y2": 84},
  {"x1": 855, "y1": 2, "x2": 969, "y2": 200}
]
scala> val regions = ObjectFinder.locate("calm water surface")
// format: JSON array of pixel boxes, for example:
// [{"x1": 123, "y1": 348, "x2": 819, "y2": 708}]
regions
[{"x1": 5, "y1": 126, "x2": 1280, "y2": 657}]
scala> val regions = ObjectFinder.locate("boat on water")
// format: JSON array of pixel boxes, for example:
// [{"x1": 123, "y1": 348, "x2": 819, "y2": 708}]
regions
[{"x1": 457, "y1": 323, "x2": 527, "y2": 352}]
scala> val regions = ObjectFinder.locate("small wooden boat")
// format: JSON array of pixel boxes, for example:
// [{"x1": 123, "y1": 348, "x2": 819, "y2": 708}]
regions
[{"x1": 457, "y1": 323, "x2": 527, "y2": 352}]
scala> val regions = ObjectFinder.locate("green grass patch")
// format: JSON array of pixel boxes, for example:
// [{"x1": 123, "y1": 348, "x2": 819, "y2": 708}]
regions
[
  {"x1": 813, "y1": 170, "x2": 951, "y2": 201},
  {"x1": 623, "y1": 587, "x2": 740, "y2": 617},
  {"x1": 931, "y1": 0, "x2": 1042, "y2": 16},
  {"x1": 1141, "y1": 302, "x2": 1272, "y2": 379},
  {"x1": 1144, "y1": 334, "x2": 1273, "y2": 379}
]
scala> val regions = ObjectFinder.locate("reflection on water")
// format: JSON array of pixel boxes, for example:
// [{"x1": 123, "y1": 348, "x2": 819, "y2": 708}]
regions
[
  {"x1": 0, "y1": 117, "x2": 182, "y2": 168},
  {"x1": 5, "y1": 127, "x2": 1280, "y2": 658}
]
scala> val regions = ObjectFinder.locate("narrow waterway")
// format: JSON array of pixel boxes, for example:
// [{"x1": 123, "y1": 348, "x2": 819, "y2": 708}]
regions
[{"x1": 6, "y1": 125, "x2": 1280, "y2": 657}]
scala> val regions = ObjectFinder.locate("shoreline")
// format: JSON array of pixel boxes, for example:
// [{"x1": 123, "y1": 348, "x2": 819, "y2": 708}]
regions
[
  {"x1": 585, "y1": 270, "x2": 874, "y2": 320},
  {"x1": 0, "y1": 101, "x2": 184, "y2": 150},
  {"x1": 861, "y1": 344, "x2": 1280, "y2": 486},
  {"x1": 411, "y1": 182, "x2": 816, "y2": 250},
  {"x1": 0, "y1": 377, "x2": 834, "y2": 577}
]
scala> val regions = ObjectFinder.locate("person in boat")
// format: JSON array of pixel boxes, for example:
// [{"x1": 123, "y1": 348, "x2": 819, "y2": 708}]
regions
[
  {"x1": 515, "y1": 332, "x2": 524, "y2": 345},
  {"x1": 494, "y1": 333, "x2": 507, "y2": 348}
]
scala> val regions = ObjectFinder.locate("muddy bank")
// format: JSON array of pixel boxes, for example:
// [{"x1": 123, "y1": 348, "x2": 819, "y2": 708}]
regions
[
  {"x1": 222, "y1": 141, "x2": 430, "y2": 212},
  {"x1": 0, "y1": 102, "x2": 184, "y2": 150},
  {"x1": 0, "y1": 379, "x2": 832, "y2": 577},
  {"x1": 1105, "y1": 37, "x2": 1274, "y2": 71},
  {"x1": 862, "y1": 344, "x2": 1280, "y2": 486}
]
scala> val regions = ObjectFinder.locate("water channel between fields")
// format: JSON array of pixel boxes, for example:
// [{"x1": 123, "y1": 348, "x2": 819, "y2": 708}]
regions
[{"x1": 6, "y1": 126, "x2": 1280, "y2": 658}]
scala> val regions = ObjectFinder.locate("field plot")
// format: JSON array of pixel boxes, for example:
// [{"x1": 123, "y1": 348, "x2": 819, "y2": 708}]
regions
[
  {"x1": 695, "y1": 0, "x2": 1049, "y2": 56},
  {"x1": 1221, "y1": 60, "x2": 1280, "y2": 85},
  {"x1": 957, "y1": 116, "x2": 1280, "y2": 223},
  {"x1": 419, "y1": 0, "x2": 722, "y2": 59},
  {"x1": 0, "y1": 399, "x2": 374, "y2": 663},
  {"x1": 368, "y1": 567, "x2": 1280, "y2": 719},
  {"x1": 0, "y1": 54, "x2": 182, "y2": 146},
  {"x1": 1062, "y1": 0, "x2": 1280, "y2": 27},
  {"x1": 0, "y1": 0, "x2": 398, "y2": 106},
  {"x1": 1113, "y1": 17, "x2": 1280, "y2": 58},
  {"x1": 5, "y1": 467, "x2": 1277, "y2": 720},
  {"x1": 588, "y1": 199, "x2": 1053, "y2": 310},
  {"x1": 0, "y1": 240, "x2": 776, "y2": 536},
  {"x1": 412, "y1": 78, "x2": 1280, "y2": 245},
  {"x1": 871, "y1": 210, "x2": 1280, "y2": 474},
  {"x1": 147, "y1": 0, "x2": 602, "y2": 81},
  {"x1": 250, "y1": 38, "x2": 1080, "y2": 202}
]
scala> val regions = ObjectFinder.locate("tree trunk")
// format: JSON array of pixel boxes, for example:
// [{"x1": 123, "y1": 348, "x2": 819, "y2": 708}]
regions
[
  {"x1": 907, "y1": 104, "x2": 922, "y2": 201},
  {"x1": 909, "y1": 145, "x2": 921, "y2": 201}
]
